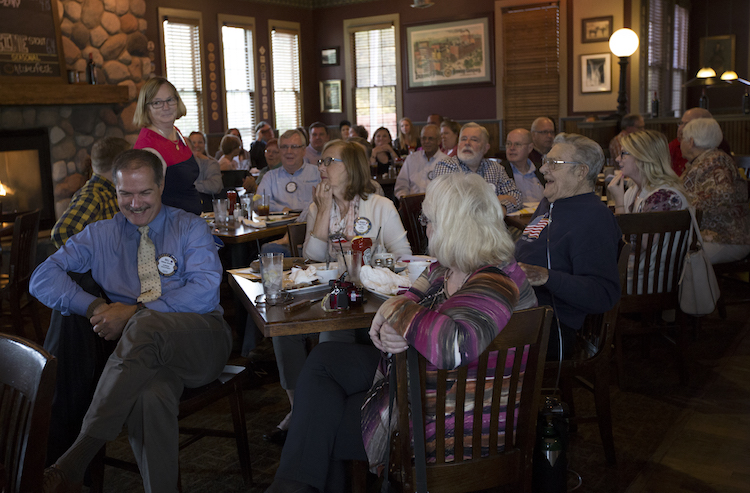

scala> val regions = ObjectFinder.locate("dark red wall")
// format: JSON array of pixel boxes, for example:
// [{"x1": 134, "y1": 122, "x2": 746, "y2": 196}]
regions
[{"x1": 312, "y1": 0, "x2": 497, "y2": 126}]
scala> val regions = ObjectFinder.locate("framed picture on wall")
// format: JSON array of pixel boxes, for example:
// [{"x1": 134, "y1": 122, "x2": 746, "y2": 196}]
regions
[
  {"x1": 406, "y1": 16, "x2": 492, "y2": 89},
  {"x1": 320, "y1": 80, "x2": 342, "y2": 113},
  {"x1": 699, "y1": 35, "x2": 735, "y2": 76},
  {"x1": 581, "y1": 16, "x2": 613, "y2": 44},
  {"x1": 580, "y1": 53, "x2": 611, "y2": 93},
  {"x1": 321, "y1": 47, "x2": 339, "y2": 66}
]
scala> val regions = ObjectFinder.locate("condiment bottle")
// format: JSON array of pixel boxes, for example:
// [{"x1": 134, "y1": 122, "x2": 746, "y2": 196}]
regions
[{"x1": 351, "y1": 236, "x2": 372, "y2": 266}]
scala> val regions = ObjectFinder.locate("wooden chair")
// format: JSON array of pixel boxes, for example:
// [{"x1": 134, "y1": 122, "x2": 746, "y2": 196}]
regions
[
  {"x1": 397, "y1": 193, "x2": 427, "y2": 255},
  {"x1": 615, "y1": 210, "x2": 694, "y2": 385},
  {"x1": 713, "y1": 252, "x2": 750, "y2": 318},
  {"x1": 384, "y1": 307, "x2": 553, "y2": 493},
  {"x1": 287, "y1": 222, "x2": 307, "y2": 257},
  {"x1": 0, "y1": 209, "x2": 43, "y2": 343},
  {"x1": 89, "y1": 365, "x2": 253, "y2": 491},
  {"x1": 0, "y1": 333, "x2": 57, "y2": 493},
  {"x1": 543, "y1": 242, "x2": 630, "y2": 465}
]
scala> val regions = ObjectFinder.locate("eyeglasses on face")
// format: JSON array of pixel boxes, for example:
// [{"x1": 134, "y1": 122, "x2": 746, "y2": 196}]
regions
[
  {"x1": 317, "y1": 157, "x2": 344, "y2": 167},
  {"x1": 620, "y1": 150, "x2": 631, "y2": 158},
  {"x1": 279, "y1": 144, "x2": 305, "y2": 151},
  {"x1": 148, "y1": 97, "x2": 177, "y2": 109},
  {"x1": 542, "y1": 158, "x2": 582, "y2": 171},
  {"x1": 418, "y1": 212, "x2": 430, "y2": 227},
  {"x1": 532, "y1": 130, "x2": 555, "y2": 136}
]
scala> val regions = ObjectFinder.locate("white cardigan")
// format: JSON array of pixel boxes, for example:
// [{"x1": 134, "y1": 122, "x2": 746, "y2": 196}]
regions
[{"x1": 303, "y1": 194, "x2": 412, "y2": 262}]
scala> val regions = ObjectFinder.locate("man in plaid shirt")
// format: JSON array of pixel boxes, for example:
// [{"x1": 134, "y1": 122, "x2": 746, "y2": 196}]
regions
[
  {"x1": 435, "y1": 122, "x2": 522, "y2": 213},
  {"x1": 51, "y1": 137, "x2": 130, "y2": 248}
]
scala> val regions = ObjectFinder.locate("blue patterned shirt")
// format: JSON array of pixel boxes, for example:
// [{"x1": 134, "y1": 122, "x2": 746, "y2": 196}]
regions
[{"x1": 435, "y1": 156, "x2": 522, "y2": 212}]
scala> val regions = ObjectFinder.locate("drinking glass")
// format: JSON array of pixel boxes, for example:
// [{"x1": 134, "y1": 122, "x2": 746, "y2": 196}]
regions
[
  {"x1": 261, "y1": 252, "x2": 284, "y2": 303},
  {"x1": 337, "y1": 249, "x2": 362, "y2": 286},
  {"x1": 256, "y1": 193, "x2": 270, "y2": 218},
  {"x1": 212, "y1": 199, "x2": 229, "y2": 228}
]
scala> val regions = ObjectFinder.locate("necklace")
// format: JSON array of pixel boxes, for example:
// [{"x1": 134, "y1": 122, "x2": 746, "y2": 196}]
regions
[{"x1": 153, "y1": 126, "x2": 179, "y2": 150}]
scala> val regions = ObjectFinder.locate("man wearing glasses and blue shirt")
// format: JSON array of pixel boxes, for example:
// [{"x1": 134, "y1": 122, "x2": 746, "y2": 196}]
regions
[{"x1": 256, "y1": 129, "x2": 321, "y2": 222}]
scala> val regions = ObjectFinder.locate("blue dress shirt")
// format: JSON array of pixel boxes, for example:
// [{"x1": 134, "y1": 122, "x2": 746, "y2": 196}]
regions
[
  {"x1": 256, "y1": 163, "x2": 321, "y2": 220},
  {"x1": 30, "y1": 205, "x2": 223, "y2": 317}
]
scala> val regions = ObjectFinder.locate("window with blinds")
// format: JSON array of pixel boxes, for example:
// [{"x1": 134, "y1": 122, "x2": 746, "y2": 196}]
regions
[
  {"x1": 222, "y1": 24, "x2": 256, "y2": 139},
  {"x1": 162, "y1": 16, "x2": 205, "y2": 134},
  {"x1": 271, "y1": 27, "x2": 301, "y2": 132},
  {"x1": 643, "y1": 0, "x2": 689, "y2": 117},
  {"x1": 502, "y1": 4, "x2": 560, "y2": 138},
  {"x1": 352, "y1": 25, "x2": 397, "y2": 139}
]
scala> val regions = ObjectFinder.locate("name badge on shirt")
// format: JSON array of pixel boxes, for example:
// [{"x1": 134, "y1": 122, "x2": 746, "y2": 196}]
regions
[
  {"x1": 285, "y1": 181, "x2": 298, "y2": 193},
  {"x1": 157, "y1": 254, "x2": 178, "y2": 276},
  {"x1": 427, "y1": 170, "x2": 435, "y2": 180},
  {"x1": 354, "y1": 217, "x2": 372, "y2": 235}
]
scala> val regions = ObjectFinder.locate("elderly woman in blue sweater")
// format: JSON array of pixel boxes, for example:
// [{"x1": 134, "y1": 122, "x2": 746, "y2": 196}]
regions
[{"x1": 515, "y1": 133, "x2": 622, "y2": 359}]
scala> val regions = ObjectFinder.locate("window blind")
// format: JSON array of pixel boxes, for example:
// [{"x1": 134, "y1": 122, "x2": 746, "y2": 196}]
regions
[
  {"x1": 163, "y1": 17, "x2": 204, "y2": 134},
  {"x1": 502, "y1": 4, "x2": 560, "y2": 138},
  {"x1": 222, "y1": 25, "x2": 256, "y2": 139},
  {"x1": 271, "y1": 27, "x2": 301, "y2": 132},
  {"x1": 643, "y1": 0, "x2": 688, "y2": 117},
  {"x1": 352, "y1": 25, "x2": 397, "y2": 139}
]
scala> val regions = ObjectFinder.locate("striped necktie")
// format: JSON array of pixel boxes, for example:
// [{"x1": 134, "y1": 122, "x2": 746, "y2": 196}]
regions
[{"x1": 137, "y1": 225, "x2": 161, "y2": 303}]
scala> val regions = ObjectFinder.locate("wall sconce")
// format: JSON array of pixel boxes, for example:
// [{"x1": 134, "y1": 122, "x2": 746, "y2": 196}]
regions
[{"x1": 609, "y1": 28, "x2": 639, "y2": 116}]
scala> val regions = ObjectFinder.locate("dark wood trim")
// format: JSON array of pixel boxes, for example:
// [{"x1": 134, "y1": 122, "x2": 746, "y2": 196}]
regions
[{"x1": 0, "y1": 84, "x2": 129, "y2": 106}]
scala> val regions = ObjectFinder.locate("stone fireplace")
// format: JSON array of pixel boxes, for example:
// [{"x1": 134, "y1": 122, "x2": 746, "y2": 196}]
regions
[{"x1": 0, "y1": 0, "x2": 151, "y2": 223}]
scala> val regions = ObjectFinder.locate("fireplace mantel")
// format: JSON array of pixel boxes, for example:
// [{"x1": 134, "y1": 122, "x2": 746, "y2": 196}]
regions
[{"x1": 0, "y1": 84, "x2": 129, "y2": 106}]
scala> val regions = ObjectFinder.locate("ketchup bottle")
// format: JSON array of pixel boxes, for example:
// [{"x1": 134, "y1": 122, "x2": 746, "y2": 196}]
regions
[{"x1": 351, "y1": 236, "x2": 373, "y2": 266}]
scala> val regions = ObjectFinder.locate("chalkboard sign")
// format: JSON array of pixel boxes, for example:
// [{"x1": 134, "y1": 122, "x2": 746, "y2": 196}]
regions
[{"x1": 0, "y1": 0, "x2": 67, "y2": 82}]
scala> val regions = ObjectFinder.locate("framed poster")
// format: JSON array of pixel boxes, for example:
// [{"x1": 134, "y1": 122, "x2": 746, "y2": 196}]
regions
[
  {"x1": 321, "y1": 47, "x2": 339, "y2": 66},
  {"x1": 406, "y1": 17, "x2": 492, "y2": 89},
  {"x1": 320, "y1": 80, "x2": 342, "y2": 113},
  {"x1": 581, "y1": 16, "x2": 613, "y2": 44},
  {"x1": 581, "y1": 53, "x2": 611, "y2": 93},
  {"x1": 699, "y1": 35, "x2": 735, "y2": 76}
]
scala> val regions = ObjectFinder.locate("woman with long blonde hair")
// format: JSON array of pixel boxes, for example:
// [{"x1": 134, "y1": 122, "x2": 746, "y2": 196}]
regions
[{"x1": 394, "y1": 117, "x2": 420, "y2": 156}]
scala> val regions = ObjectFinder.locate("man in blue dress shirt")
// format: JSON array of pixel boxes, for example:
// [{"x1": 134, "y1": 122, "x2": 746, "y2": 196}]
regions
[
  {"x1": 257, "y1": 129, "x2": 321, "y2": 221},
  {"x1": 33, "y1": 149, "x2": 232, "y2": 493}
]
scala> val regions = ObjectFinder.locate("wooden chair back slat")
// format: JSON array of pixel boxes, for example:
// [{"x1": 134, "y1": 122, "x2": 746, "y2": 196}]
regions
[
  {"x1": 397, "y1": 193, "x2": 427, "y2": 255},
  {"x1": 0, "y1": 334, "x2": 56, "y2": 493},
  {"x1": 390, "y1": 306, "x2": 553, "y2": 493}
]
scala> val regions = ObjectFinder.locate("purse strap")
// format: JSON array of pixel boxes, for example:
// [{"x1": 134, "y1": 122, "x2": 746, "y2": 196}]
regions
[
  {"x1": 381, "y1": 359, "x2": 396, "y2": 493},
  {"x1": 687, "y1": 206, "x2": 705, "y2": 249},
  {"x1": 407, "y1": 346, "x2": 429, "y2": 493}
]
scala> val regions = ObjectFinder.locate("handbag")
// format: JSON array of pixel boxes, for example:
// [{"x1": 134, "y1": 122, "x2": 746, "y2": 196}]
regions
[{"x1": 678, "y1": 207, "x2": 720, "y2": 316}]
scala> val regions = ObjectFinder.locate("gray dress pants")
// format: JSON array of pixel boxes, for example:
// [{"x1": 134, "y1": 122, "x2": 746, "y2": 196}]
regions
[{"x1": 81, "y1": 309, "x2": 232, "y2": 493}]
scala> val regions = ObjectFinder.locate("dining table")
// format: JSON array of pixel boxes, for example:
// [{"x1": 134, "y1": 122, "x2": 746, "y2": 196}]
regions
[
  {"x1": 228, "y1": 273, "x2": 384, "y2": 337},
  {"x1": 210, "y1": 216, "x2": 294, "y2": 267}
]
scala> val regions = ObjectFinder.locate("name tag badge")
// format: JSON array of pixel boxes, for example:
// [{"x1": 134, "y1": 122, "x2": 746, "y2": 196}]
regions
[
  {"x1": 285, "y1": 181, "x2": 298, "y2": 193},
  {"x1": 354, "y1": 217, "x2": 372, "y2": 235},
  {"x1": 427, "y1": 170, "x2": 435, "y2": 180},
  {"x1": 157, "y1": 254, "x2": 178, "y2": 276}
]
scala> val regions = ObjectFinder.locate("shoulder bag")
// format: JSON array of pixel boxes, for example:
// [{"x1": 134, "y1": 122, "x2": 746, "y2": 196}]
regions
[{"x1": 678, "y1": 206, "x2": 720, "y2": 316}]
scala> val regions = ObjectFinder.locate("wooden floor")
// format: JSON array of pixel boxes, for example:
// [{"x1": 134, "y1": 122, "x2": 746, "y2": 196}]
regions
[{"x1": 9, "y1": 279, "x2": 750, "y2": 492}]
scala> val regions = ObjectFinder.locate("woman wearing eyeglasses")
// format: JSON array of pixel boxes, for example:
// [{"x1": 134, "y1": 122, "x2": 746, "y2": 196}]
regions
[
  {"x1": 305, "y1": 139, "x2": 411, "y2": 263},
  {"x1": 133, "y1": 77, "x2": 202, "y2": 215},
  {"x1": 515, "y1": 133, "x2": 621, "y2": 358}
]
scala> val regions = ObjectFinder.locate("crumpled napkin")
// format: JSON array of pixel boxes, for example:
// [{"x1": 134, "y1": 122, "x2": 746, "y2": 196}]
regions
[
  {"x1": 241, "y1": 217, "x2": 267, "y2": 228},
  {"x1": 360, "y1": 265, "x2": 411, "y2": 296},
  {"x1": 287, "y1": 265, "x2": 318, "y2": 285}
]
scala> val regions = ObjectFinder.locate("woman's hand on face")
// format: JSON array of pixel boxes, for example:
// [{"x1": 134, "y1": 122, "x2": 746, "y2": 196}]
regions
[
  {"x1": 313, "y1": 182, "x2": 333, "y2": 210},
  {"x1": 518, "y1": 262, "x2": 549, "y2": 286},
  {"x1": 606, "y1": 170, "x2": 625, "y2": 205}
]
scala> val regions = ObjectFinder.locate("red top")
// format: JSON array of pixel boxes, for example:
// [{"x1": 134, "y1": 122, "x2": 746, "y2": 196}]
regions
[
  {"x1": 670, "y1": 136, "x2": 732, "y2": 177},
  {"x1": 134, "y1": 127, "x2": 193, "y2": 166}
]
